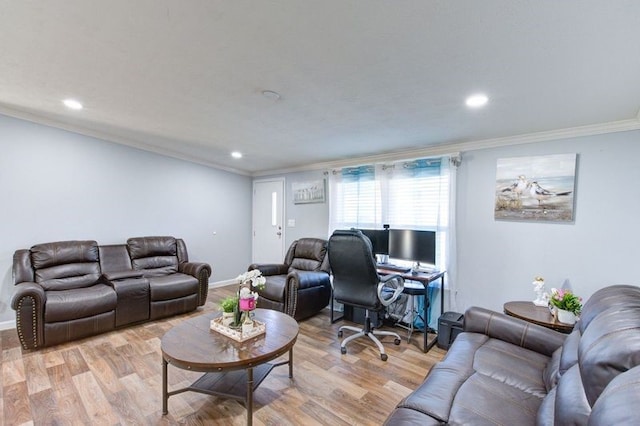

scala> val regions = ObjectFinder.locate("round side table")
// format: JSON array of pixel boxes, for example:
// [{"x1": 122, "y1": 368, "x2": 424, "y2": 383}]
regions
[{"x1": 503, "y1": 301, "x2": 574, "y2": 333}]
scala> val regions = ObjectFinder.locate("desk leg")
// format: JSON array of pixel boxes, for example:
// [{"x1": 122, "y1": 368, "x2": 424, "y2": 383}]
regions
[
  {"x1": 423, "y1": 290, "x2": 429, "y2": 353},
  {"x1": 425, "y1": 275, "x2": 445, "y2": 352},
  {"x1": 440, "y1": 274, "x2": 445, "y2": 317},
  {"x1": 246, "y1": 367, "x2": 254, "y2": 426},
  {"x1": 162, "y1": 358, "x2": 168, "y2": 415}
]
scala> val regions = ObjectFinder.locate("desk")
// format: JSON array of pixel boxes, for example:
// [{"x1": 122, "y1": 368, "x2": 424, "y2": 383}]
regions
[
  {"x1": 377, "y1": 268, "x2": 445, "y2": 352},
  {"x1": 503, "y1": 301, "x2": 574, "y2": 333}
]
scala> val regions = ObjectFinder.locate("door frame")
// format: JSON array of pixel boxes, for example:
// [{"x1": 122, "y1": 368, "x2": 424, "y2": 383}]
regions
[{"x1": 252, "y1": 177, "x2": 286, "y2": 263}]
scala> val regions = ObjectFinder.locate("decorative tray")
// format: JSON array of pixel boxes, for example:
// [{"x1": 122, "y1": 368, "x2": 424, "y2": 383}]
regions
[{"x1": 210, "y1": 317, "x2": 266, "y2": 342}]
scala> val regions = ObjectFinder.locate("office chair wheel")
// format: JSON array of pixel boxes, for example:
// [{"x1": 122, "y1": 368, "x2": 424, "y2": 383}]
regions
[
  {"x1": 381, "y1": 353, "x2": 388, "y2": 361},
  {"x1": 394, "y1": 338, "x2": 401, "y2": 345},
  {"x1": 338, "y1": 330, "x2": 343, "y2": 338},
  {"x1": 341, "y1": 347, "x2": 347, "y2": 354}
]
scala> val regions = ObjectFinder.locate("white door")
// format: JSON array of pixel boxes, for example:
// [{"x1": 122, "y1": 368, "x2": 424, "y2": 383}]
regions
[{"x1": 252, "y1": 179, "x2": 285, "y2": 263}]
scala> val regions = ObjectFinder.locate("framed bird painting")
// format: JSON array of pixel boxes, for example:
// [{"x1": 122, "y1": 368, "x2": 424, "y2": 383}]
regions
[{"x1": 494, "y1": 153, "x2": 577, "y2": 222}]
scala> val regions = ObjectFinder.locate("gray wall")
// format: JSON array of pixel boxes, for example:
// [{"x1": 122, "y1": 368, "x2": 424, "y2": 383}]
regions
[
  {"x1": 259, "y1": 130, "x2": 640, "y2": 315},
  {"x1": 455, "y1": 131, "x2": 640, "y2": 313},
  {"x1": 0, "y1": 114, "x2": 252, "y2": 323},
  {"x1": 261, "y1": 170, "x2": 330, "y2": 250}
]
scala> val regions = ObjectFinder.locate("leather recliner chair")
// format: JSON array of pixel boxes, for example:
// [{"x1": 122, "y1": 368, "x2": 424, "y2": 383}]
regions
[{"x1": 248, "y1": 238, "x2": 331, "y2": 320}]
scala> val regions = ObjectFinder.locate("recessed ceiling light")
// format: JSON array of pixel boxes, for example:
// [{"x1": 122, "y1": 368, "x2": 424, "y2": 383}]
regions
[
  {"x1": 465, "y1": 94, "x2": 489, "y2": 108},
  {"x1": 62, "y1": 99, "x2": 83, "y2": 110},
  {"x1": 231, "y1": 151, "x2": 243, "y2": 159},
  {"x1": 261, "y1": 90, "x2": 281, "y2": 101}
]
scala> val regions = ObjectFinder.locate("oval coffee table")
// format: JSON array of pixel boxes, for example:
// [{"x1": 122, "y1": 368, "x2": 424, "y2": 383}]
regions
[{"x1": 161, "y1": 308, "x2": 299, "y2": 425}]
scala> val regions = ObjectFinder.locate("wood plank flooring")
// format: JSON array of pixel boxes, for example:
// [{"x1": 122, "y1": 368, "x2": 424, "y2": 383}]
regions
[{"x1": 0, "y1": 285, "x2": 445, "y2": 425}]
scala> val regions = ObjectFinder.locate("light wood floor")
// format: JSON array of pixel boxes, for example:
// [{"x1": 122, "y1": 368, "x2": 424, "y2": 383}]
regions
[{"x1": 0, "y1": 285, "x2": 445, "y2": 425}]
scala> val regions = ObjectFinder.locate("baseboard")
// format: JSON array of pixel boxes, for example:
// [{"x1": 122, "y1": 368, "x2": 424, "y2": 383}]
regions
[
  {"x1": 209, "y1": 278, "x2": 239, "y2": 289},
  {"x1": 0, "y1": 319, "x2": 16, "y2": 331}
]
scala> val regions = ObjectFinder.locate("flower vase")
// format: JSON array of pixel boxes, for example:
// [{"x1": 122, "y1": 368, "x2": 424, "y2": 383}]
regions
[
  {"x1": 221, "y1": 312, "x2": 234, "y2": 326},
  {"x1": 241, "y1": 310, "x2": 254, "y2": 336},
  {"x1": 239, "y1": 297, "x2": 256, "y2": 311},
  {"x1": 557, "y1": 308, "x2": 576, "y2": 325}
]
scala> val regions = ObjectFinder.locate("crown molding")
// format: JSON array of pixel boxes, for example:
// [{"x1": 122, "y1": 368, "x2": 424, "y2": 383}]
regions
[
  {"x1": 3, "y1": 103, "x2": 638, "y2": 179},
  {"x1": 252, "y1": 118, "x2": 640, "y2": 176},
  {"x1": 0, "y1": 105, "x2": 252, "y2": 176}
]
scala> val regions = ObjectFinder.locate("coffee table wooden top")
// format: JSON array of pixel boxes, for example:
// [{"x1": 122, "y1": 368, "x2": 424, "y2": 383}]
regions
[
  {"x1": 503, "y1": 301, "x2": 574, "y2": 333},
  {"x1": 161, "y1": 309, "x2": 299, "y2": 372}
]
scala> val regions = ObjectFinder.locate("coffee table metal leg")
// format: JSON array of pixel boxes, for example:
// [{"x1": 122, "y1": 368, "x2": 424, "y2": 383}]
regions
[
  {"x1": 246, "y1": 367, "x2": 254, "y2": 426},
  {"x1": 162, "y1": 358, "x2": 168, "y2": 415}
]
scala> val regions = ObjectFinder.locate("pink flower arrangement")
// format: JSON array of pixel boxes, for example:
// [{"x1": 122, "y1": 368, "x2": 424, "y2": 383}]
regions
[{"x1": 549, "y1": 288, "x2": 582, "y2": 315}]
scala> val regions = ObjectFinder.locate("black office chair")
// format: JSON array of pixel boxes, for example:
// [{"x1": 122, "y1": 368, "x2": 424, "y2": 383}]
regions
[{"x1": 328, "y1": 229, "x2": 404, "y2": 361}]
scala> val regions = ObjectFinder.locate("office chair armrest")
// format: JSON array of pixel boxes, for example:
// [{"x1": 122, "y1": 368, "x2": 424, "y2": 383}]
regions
[
  {"x1": 380, "y1": 273, "x2": 403, "y2": 284},
  {"x1": 378, "y1": 275, "x2": 404, "y2": 307}
]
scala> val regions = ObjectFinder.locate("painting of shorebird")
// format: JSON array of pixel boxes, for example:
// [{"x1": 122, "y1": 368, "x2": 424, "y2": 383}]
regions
[{"x1": 495, "y1": 153, "x2": 577, "y2": 222}]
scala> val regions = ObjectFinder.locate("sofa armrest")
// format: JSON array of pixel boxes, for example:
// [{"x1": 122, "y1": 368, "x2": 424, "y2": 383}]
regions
[
  {"x1": 102, "y1": 270, "x2": 145, "y2": 281},
  {"x1": 11, "y1": 282, "x2": 46, "y2": 350},
  {"x1": 464, "y1": 306, "x2": 566, "y2": 356},
  {"x1": 179, "y1": 261, "x2": 212, "y2": 306},
  {"x1": 288, "y1": 270, "x2": 329, "y2": 289},
  {"x1": 249, "y1": 263, "x2": 289, "y2": 276},
  {"x1": 286, "y1": 270, "x2": 330, "y2": 317}
]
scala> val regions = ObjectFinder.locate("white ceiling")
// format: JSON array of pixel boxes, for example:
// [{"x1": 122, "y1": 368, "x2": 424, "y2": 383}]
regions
[{"x1": 1, "y1": 1, "x2": 640, "y2": 175}]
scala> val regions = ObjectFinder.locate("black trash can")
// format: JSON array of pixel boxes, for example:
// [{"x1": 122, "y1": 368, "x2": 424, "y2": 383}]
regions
[{"x1": 437, "y1": 311, "x2": 464, "y2": 350}]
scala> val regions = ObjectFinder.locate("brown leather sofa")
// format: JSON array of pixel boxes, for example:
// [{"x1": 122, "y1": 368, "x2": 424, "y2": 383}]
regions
[
  {"x1": 11, "y1": 236, "x2": 211, "y2": 350},
  {"x1": 248, "y1": 237, "x2": 331, "y2": 320},
  {"x1": 384, "y1": 285, "x2": 640, "y2": 425}
]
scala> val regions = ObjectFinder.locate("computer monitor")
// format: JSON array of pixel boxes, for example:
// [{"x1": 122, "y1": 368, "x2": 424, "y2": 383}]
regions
[
  {"x1": 388, "y1": 229, "x2": 436, "y2": 266},
  {"x1": 358, "y1": 229, "x2": 389, "y2": 255}
]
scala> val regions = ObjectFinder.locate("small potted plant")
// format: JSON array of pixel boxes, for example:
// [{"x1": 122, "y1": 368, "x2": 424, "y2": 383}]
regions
[
  {"x1": 549, "y1": 288, "x2": 582, "y2": 324},
  {"x1": 219, "y1": 296, "x2": 238, "y2": 326}
]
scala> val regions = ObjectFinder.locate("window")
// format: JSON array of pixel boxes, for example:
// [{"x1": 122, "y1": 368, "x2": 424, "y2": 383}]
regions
[
  {"x1": 328, "y1": 156, "x2": 455, "y2": 329},
  {"x1": 329, "y1": 157, "x2": 450, "y2": 271}
]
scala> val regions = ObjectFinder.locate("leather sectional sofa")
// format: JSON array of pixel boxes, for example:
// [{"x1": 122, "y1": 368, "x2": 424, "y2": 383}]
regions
[
  {"x1": 11, "y1": 236, "x2": 211, "y2": 350},
  {"x1": 248, "y1": 237, "x2": 331, "y2": 320},
  {"x1": 384, "y1": 284, "x2": 640, "y2": 425}
]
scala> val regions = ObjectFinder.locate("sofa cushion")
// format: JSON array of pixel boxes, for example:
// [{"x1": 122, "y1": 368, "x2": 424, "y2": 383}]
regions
[
  {"x1": 448, "y1": 372, "x2": 543, "y2": 425},
  {"x1": 589, "y1": 365, "x2": 640, "y2": 426},
  {"x1": 577, "y1": 284, "x2": 640, "y2": 334},
  {"x1": 536, "y1": 387, "x2": 556, "y2": 426},
  {"x1": 31, "y1": 240, "x2": 101, "y2": 290},
  {"x1": 260, "y1": 274, "x2": 287, "y2": 302},
  {"x1": 559, "y1": 328, "x2": 580, "y2": 375},
  {"x1": 128, "y1": 236, "x2": 179, "y2": 276},
  {"x1": 286, "y1": 238, "x2": 327, "y2": 272},
  {"x1": 472, "y1": 338, "x2": 549, "y2": 397},
  {"x1": 543, "y1": 346, "x2": 562, "y2": 391},
  {"x1": 99, "y1": 244, "x2": 133, "y2": 273},
  {"x1": 554, "y1": 364, "x2": 591, "y2": 425},
  {"x1": 578, "y1": 306, "x2": 640, "y2": 406},
  {"x1": 44, "y1": 284, "x2": 116, "y2": 322},
  {"x1": 148, "y1": 273, "x2": 198, "y2": 301}
]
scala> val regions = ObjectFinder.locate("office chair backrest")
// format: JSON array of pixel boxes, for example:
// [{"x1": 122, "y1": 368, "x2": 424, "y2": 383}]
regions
[{"x1": 328, "y1": 229, "x2": 382, "y2": 310}]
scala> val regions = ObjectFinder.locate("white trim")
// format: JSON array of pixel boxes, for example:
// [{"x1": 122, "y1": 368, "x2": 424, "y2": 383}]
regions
[
  {"x1": 0, "y1": 105, "x2": 251, "y2": 176},
  {"x1": 3, "y1": 103, "x2": 638, "y2": 178},
  {"x1": 0, "y1": 319, "x2": 16, "y2": 331},
  {"x1": 252, "y1": 118, "x2": 640, "y2": 176},
  {"x1": 209, "y1": 278, "x2": 240, "y2": 289}
]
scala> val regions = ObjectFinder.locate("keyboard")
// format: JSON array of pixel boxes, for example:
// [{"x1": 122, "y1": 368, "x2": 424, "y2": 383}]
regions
[{"x1": 376, "y1": 263, "x2": 411, "y2": 273}]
